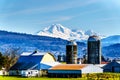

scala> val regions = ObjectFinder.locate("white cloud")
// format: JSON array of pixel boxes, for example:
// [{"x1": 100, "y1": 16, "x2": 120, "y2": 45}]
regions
[
  {"x1": 1, "y1": 0, "x2": 99, "y2": 16},
  {"x1": 35, "y1": 16, "x2": 74, "y2": 25}
]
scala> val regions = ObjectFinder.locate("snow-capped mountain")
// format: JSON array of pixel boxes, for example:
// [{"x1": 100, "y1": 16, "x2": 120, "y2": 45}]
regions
[
  {"x1": 37, "y1": 24, "x2": 72, "y2": 40},
  {"x1": 36, "y1": 24, "x2": 103, "y2": 41}
]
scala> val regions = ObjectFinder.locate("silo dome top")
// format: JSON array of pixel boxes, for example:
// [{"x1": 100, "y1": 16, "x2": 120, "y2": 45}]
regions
[
  {"x1": 88, "y1": 35, "x2": 100, "y2": 41},
  {"x1": 67, "y1": 40, "x2": 77, "y2": 45}
]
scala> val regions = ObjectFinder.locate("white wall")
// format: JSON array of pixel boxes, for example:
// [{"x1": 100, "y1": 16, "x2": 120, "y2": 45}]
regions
[
  {"x1": 9, "y1": 70, "x2": 40, "y2": 77},
  {"x1": 41, "y1": 53, "x2": 56, "y2": 63},
  {"x1": 0, "y1": 71, "x2": 3, "y2": 75},
  {"x1": 82, "y1": 65, "x2": 103, "y2": 74},
  {"x1": 21, "y1": 70, "x2": 39, "y2": 77}
]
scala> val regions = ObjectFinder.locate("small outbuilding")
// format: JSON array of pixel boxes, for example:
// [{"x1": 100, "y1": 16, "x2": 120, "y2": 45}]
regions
[
  {"x1": 103, "y1": 61, "x2": 120, "y2": 73},
  {"x1": 0, "y1": 68, "x2": 7, "y2": 75},
  {"x1": 48, "y1": 64, "x2": 103, "y2": 78},
  {"x1": 9, "y1": 51, "x2": 60, "y2": 77}
]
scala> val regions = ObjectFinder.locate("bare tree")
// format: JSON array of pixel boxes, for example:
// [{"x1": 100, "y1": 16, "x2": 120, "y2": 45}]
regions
[{"x1": 3, "y1": 47, "x2": 20, "y2": 71}]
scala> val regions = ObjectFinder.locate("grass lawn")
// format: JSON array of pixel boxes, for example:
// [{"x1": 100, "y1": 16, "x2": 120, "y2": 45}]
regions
[
  {"x1": 1, "y1": 76, "x2": 120, "y2": 80},
  {"x1": 1, "y1": 73, "x2": 120, "y2": 80},
  {"x1": 0, "y1": 76, "x2": 86, "y2": 80}
]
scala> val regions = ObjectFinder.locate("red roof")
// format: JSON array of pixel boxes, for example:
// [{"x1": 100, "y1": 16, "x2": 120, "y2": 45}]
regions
[
  {"x1": 50, "y1": 64, "x2": 88, "y2": 70},
  {"x1": 101, "y1": 62, "x2": 109, "y2": 64}
]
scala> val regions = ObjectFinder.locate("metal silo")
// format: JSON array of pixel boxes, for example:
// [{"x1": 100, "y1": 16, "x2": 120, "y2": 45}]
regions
[
  {"x1": 87, "y1": 35, "x2": 101, "y2": 64},
  {"x1": 66, "y1": 40, "x2": 77, "y2": 64}
]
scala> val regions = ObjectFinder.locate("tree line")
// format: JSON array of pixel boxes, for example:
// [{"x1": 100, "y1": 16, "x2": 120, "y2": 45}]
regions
[{"x1": 0, "y1": 48, "x2": 20, "y2": 71}]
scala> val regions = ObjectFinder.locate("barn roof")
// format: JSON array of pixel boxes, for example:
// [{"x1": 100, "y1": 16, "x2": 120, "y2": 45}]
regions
[
  {"x1": 50, "y1": 64, "x2": 88, "y2": 70},
  {"x1": 103, "y1": 61, "x2": 120, "y2": 69},
  {"x1": 10, "y1": 56, "x2": 43, "y2": 70},
  {"x1": 21, "y1": 51, "x2": 46, "y2": 56},
  {"x1": 10, "y1": 51, "x2": 56, "y2": 70},
  {"x1": 40, "y1": 62, "x2": 60, "y2": 70}
]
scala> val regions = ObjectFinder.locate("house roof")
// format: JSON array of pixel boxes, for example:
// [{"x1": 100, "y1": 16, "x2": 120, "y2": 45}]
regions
[{"x1": 50, "y1": 64, "x2": 88, "y2": 70}]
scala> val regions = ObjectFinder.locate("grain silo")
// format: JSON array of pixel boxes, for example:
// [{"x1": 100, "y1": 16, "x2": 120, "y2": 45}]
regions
[
  {"x1": 66, "y1": 40, "x2": 77, "y2": 64},
  {"x1": 87, "y1": 35, "x2": 101, "y2": 64}
]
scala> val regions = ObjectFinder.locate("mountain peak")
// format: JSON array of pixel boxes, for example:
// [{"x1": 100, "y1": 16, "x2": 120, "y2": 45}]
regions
[
  {"x1": 37, "y1": 24, "x2": 71, "y2": 40},
  {"x1": 51, "y1": 24, "x2": 63, "y2": 27},
  {"x1": 36, "y1": 24, "x2": 103, "y2": 41},
  {"x1": 44, "y1": 24, "x2": 69, "y2": 34},
  {"x1": 85, "y1": 30, "x2": 98, "y2": 36}
]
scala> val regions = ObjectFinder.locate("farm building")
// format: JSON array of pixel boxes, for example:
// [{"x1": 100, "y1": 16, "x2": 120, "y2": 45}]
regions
[
  {"x1": 9, "y1": 51, "x2": 60, "y2": 77},
  {"x1": 0, "y1": 68, "x2": 7, "y2": 75},
  {"x1": 95, "y1": 62, "x2": 108, "y2": 69},
  {"x1": 103, "y1": 61, "x2": 120, "y2": 73},
  {"x1": 87, "y1": 35, "x2": 101, "y2": 64},
  {"x1": 66, "y1": 40, "x2": 77, "y2": 64},
  {"x1": 48, "y1": 64, "x2": 103, "y2": 78}
]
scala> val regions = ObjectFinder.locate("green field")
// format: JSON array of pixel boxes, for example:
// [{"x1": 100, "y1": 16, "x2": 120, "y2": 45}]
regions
[
  {"x1": 0, "y1": 76, "x2": 86, "y2": 80},
  {"x1": 1, "y1": 76, "x2": 120, "y2": 80},
  {"x1": 0, "y1": 76, "x2": 120, "y2": 80},
  {"x1": 1, "y1": 73, "x2": 120, "y2": 80}
]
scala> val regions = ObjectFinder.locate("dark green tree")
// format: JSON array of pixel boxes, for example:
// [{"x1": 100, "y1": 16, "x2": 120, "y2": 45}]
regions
[{"x1": 0, "y1": 52, "x2": 5, "y2": 70}]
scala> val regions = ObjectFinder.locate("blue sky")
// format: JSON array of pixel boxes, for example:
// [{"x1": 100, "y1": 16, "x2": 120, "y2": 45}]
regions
[{"x1": 0, "y1": 0, "x2": 120, "y2": 36}]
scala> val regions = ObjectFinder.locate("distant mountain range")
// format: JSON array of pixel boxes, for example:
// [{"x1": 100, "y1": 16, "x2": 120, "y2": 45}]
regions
[
  {"x1": 0, "y1": 24, "x2": 120, "y2": 59},
  {"x1": 36, "y1": 24, "x2": 105, "y2": 41},
  {"x1": 102, "y1": 43, "x2": 120, "y2": 58},
  {"x1": 102, "y1": 35, "x2": 120, "y2": 45},
  {"x1": 0, "y1": 30, "x2": 68, "y2": 55}
]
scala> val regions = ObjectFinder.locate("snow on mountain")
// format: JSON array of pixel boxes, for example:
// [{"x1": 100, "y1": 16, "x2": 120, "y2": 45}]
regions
[
  {"x1": 37, "y1": 24, "x2": 71, "y2": 40},
  {"x1": 85, "y1": 30, "x2": 97, "y2": 36},
  {"x1": 36, "y1": 24, "x2": 103, "y2": 41}
]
